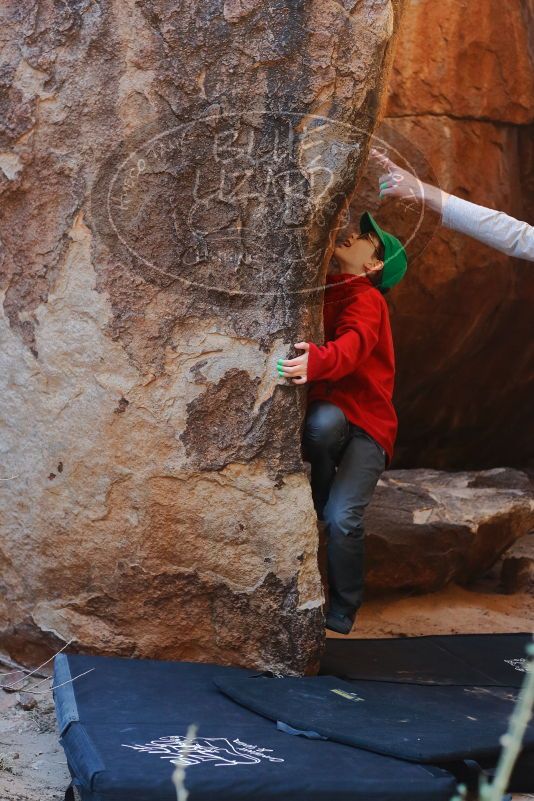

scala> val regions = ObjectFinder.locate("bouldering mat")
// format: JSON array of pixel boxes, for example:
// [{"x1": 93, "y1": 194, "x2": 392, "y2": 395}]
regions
[
  {"x1": 320, "y1": 632, "x2": 532, "y2": 687},
  {"x1": 318, "y1": 632, "x2": 534, "y2": 792},
  {"x1": 431, "y1": 633, "x2": 532, "y2": 688},
  {"x1": 214, "y1": 673, "x2": 534, "y2": 764},
  {"x1": 53, "y1": 653, "x2": 457, "y2": 801}
]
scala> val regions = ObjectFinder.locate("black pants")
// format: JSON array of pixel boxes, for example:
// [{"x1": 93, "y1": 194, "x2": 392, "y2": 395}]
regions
[{"x1": 302, "y1": 400, "x2": 386, "y2": 619}]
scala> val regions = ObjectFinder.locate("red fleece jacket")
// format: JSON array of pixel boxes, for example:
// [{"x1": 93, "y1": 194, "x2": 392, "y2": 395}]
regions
[{"x1": 306, "y1": 272, "x2": 397, "y2": 464}]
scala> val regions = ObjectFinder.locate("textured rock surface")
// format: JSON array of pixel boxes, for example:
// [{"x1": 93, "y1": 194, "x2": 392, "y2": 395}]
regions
[
  {"x1": 364, "y1": 468, "x2": 534, "y2": 594},
  {"x1": 344, "y1": 0, "x2": 534, "y2": 469},
  {"x1": 0, "y1": 1, "x2": 405, "y2": 671},
  {"x1": 499, "y1": 534, "x2": 534, "y2": 595}
]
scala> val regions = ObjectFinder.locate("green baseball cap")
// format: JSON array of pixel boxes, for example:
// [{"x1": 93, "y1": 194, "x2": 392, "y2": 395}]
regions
[{"x1": 360, "y1": 211, "x2": 407, "y2": 290}]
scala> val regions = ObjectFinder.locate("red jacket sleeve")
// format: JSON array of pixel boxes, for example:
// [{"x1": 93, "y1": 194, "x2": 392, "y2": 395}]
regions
[{"x1": 307, "y1": 289, "x2": 382, "y2": 382}]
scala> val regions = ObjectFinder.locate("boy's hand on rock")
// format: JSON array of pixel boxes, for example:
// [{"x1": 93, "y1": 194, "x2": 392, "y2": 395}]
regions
[{"x1": 277, "y1": 342, "x2": 309, "y2": 384}]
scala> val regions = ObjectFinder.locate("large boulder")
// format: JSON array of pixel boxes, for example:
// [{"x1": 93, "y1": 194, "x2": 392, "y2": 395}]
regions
[
  {"x1": 364, "y1": 468, "x2": 534, "y2": 594},
  {"x1": 499, "y1": 534, "x2": 534, "y2": 594},
  {"x1": 0, "y1": 1, "x2": 405, "y2": 671}
]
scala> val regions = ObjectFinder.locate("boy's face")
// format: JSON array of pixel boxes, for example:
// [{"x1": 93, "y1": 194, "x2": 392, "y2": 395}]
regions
[{"x1": 332, "y1": 230, "x2": 383, "y2": 277}]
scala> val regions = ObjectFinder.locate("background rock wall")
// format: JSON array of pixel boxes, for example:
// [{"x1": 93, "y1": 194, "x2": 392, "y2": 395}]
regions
[
  {"x1": 0, "y1": 0, "x2": 404, "y2": 671},
  {"x1": 348, "y1": 0, "x2": 534, "y2": 469}
]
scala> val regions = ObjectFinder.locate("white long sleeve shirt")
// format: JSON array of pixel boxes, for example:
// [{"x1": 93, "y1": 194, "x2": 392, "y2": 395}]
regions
[{"x1": 441, "y1": 194, "x2": 534, "y2": 261}]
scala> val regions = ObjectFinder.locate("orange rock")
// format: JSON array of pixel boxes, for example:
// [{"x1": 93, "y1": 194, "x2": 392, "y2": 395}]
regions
[
  {"x1": 387, "y1": 0, "x2": 534, "y2": 125},
  {"x1": 346, "y1": 0, "x2": 533, "y2": 469}
]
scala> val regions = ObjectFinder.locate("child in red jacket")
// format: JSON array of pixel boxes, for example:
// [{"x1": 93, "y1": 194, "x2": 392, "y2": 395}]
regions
[{"x1": 277, "y1": 212, "x2": 407, "y2": 635}]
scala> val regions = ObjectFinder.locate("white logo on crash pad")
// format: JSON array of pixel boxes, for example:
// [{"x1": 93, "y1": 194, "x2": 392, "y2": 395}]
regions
[
  {"x1": 122, "y1": 736, "x2": 285, "y2": 767},
  {"x1": 504, "y1": 658, "x2": 528, "y2": 673}
]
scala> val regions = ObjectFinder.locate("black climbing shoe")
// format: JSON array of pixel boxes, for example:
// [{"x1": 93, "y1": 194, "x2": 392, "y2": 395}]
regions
[{"x1": 325, "y1": 610, "x2": 354, "y2": 635}]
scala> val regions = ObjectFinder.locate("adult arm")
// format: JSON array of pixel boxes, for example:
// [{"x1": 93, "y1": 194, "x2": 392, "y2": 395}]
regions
[
  {"x1": 373, "y1": 149, "x2": 534, "y2": 262},
  {"x1": 441, "y1": 194, "x2": 534, "y2": 261}
]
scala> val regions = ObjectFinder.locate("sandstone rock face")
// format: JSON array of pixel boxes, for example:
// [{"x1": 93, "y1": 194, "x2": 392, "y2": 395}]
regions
[
  {"x1": 0, "y1": 1, "x2": 405, "y2": 671},
  {"x1": 499, "y1": 534, "x2": 534, "y2": 595},
  {"x1": 364, "y1": 468, "x2": 534, "y2": 594},
  {"x1": 344, "y1": 0, "x2": 534, "y2": 469}
]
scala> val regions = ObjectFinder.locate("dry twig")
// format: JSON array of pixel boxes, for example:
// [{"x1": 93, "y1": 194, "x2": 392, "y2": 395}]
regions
[
  {"x1": 449, "y1": 635, "x2": 534, "y2": 801},
  {"x1": 171, "y1": 724, "x2": 199, "y2": 801},
  {"x1": 0, "y1": 639, "x2": 73, "y2": 689}
]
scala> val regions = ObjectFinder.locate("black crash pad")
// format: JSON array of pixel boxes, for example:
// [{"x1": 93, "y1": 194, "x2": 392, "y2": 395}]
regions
[
  {"x1": 214, "y1": 673, "x2": 534, "y2": 764},
  {"x1": 320, "y1": 632, "x2": 533, "y2": 687},
  {"x1": 431, "y1": 633, "x2": 532, "y2": 687},
  {"x1": 53, "y1": 653, "x2": 457, "y2": 801},
  {"x1": 319, "y1": 632, "x2": 534, "y2": 794},
  {"x1": 476, "y1": 748, "x2": 534, "y2": 794}
]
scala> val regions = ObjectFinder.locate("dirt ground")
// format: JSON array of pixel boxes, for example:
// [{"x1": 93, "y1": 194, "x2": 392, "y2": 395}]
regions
[
  {"x1": 0, "y1": 579, "x2": 533, "y2": 801},
  {"x1": 329, "y1": 577, "x2": 534, "y2": 640}
]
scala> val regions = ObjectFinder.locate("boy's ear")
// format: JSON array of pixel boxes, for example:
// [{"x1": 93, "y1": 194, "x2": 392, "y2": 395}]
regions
[{"x1": 365, "y1": 259, "x2": 383, "y2": 273}]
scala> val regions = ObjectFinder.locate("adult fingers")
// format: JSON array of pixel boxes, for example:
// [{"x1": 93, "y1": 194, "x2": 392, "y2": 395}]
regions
[
  {"x1": 379, "y1": 186, "x2": 399, "y2": 201},
  {"x1": 378, "y1": 172, "x2": 393, "y2": 185},
  {"x1": 371, "y1": 149, "x2": 394, "y2": 169},
  {"x1": 373, "y1": 153, "x2": 399, "y2": 172}
]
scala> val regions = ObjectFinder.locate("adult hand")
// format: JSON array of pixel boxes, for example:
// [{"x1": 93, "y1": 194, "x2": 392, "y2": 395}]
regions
[
  {"x1": 371, "y1": 148, "x2": 448, "y2": 212},
  {"x1": 277, "y1": 342, "x2": 309, "y2": 384},
  {"x1": 371, "y1": 148, "x2": 424, "y2": 202}
]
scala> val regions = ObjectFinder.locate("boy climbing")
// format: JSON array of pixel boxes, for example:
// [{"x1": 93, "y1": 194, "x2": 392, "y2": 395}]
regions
[{"x1": 276, "y1": 212, "x2": 407, "y2": 635}]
